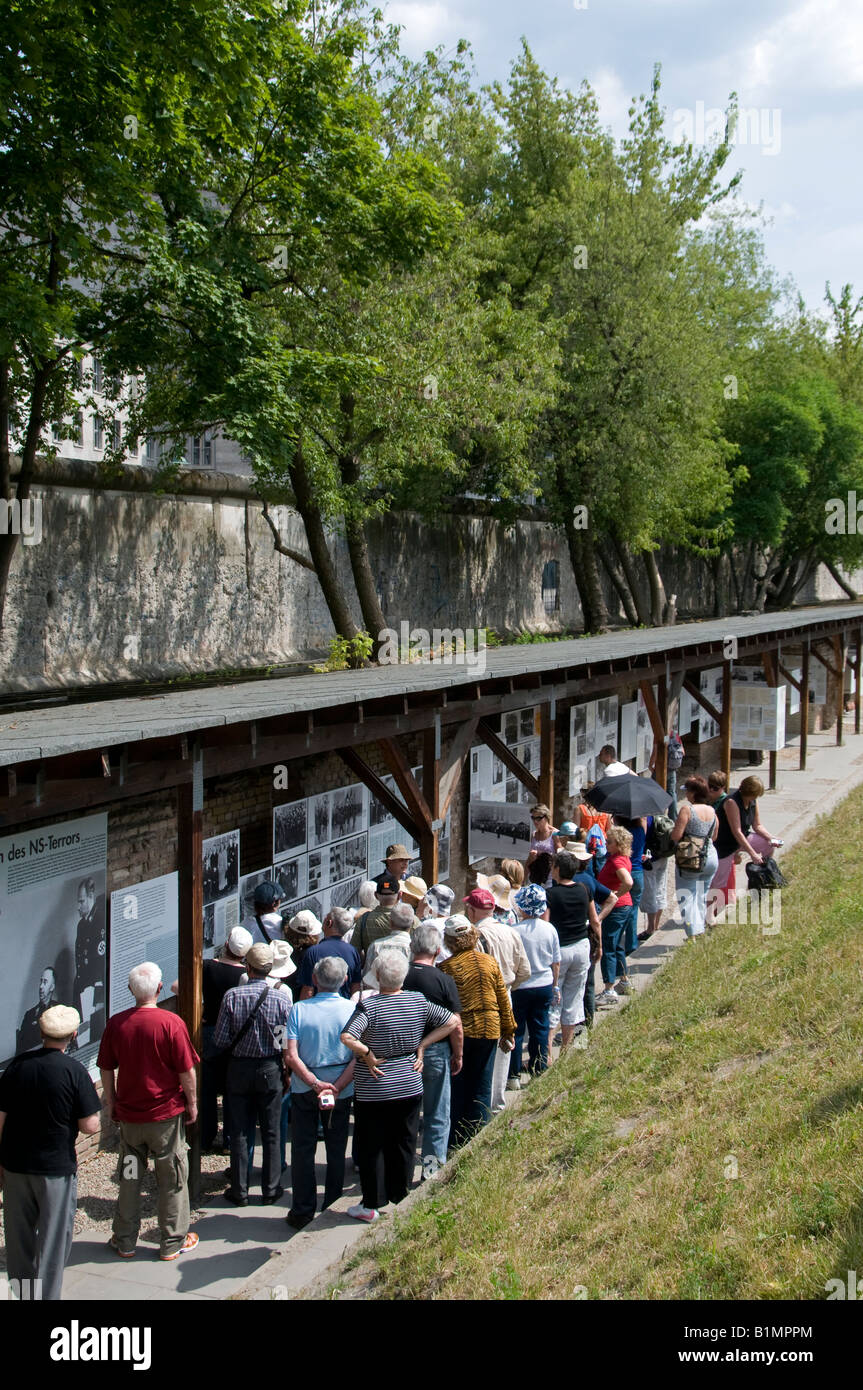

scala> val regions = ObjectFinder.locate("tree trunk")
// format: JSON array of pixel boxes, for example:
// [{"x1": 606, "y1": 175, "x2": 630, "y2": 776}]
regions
[
  {"x1": 597, "y1": 544, "x2": 638, "y2": 625},
  {"x1": 562, "y1": 514, "x2": 610, "y2": 633},
  {"x1": 711, "y1": 552, "x2": 728, "y2": 617},
  {"x1": 337, "y1": 395, "x2": 387, "y2": 657},
  {"x1": 287, "y1": 439, "x2": 362, "y2": 644},
  {"x1": 642, "y1": 549, "x2": 668, "y2": 626},
  {"x1": 824, "y1": 558, "x2": 859, "y2": 600},
  {"x1": 0, "y1": 364, "x2": 52, "y2": 635},
  {"x1": 612, "y1": 531, "x2": 651, "y2": 625}
]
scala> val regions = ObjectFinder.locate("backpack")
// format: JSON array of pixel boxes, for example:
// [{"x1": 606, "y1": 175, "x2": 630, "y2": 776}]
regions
[
  {"x1": 577, "y1": 804, "x2": 611, "y2": 836},
  {"x1": 646, "y1": 813, "x2": 675, "y2": 861},
  {"x1": 745, "y1": 856, "x2": 787, "y2": 891},
  {"x1": 675, "y1": 834, "x2": 707, "y2": 875},
  {"x1": 667, "y1": 733, "x2": 685, "y2": 770}
]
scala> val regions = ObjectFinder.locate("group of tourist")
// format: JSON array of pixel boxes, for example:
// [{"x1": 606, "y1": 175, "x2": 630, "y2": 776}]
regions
[{"x1": 0, "y1": 770, "x2": 781, "y2": 1298}]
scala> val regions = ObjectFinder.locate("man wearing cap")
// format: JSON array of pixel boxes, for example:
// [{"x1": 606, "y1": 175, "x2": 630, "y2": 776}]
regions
[
  {"x1": 353, "y1": 872, "x2": 401, "y2": 959},
  {"x1": 99, "y1": 963, "x2": 201, "y2": 1260},
  {"x1": 214, "y1": 943, "x2": 291, "y2": 1206},
  {"x1": 200, "y1": 926, "x2": 253, "y2": 1151},
  {"x1": 463, "y1": 887, "x2": 530, "y2": 1112},
  {"x1": 0, "y1": 1005, "x2": 100, "y2": 1299},
  {"x1": 244, "y1": 880, "x2": 284, "y2": 945},
  {"x1": 383, "y1": 842, "x2": 411, "y2": 881}
]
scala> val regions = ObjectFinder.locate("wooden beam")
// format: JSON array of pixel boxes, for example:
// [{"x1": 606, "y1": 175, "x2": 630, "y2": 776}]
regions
[
  {"x1": 476, "y1": 719, "x2": 540, "y2": 800},
  {"x1": 421, "y1": 720, "x2": 440, "y2": 885},
  {"x1": 437, "y1": 716, "x2": 479, "y2": 822},
  {"x1": 379, "y1": 738, "x2": 433, "y2": 834},
  {"x1": 810, "y1": 641, "x2": 842, "y2": 680},
  {"x1": 855, "y1": 627, "x2": 862, "y2": 737},
  {"x1": 177, "y1": 742, "x2": 203, "y2": 1204},
  {"x1": 778, "y1": 662, "x2": 802, "y2": 694},
  {"x1": 834, "y1": 634, "x2": 846, "y2": 747},
  {"x1": 539, "y1": 699, "x2": 556, "y2": 810},
  {"x1": 800, "y1": 641, "x2": 810, "y2": 771},
  {"x1": 681, "y1": 678, "x2": 722, "y2": 729},
  {"x1": 639, "y1": 681, "x2": 665, "y2": 744},
  {"x1": 656, "y1": 678, "x2": 669, "y2": 792},
  {"x1": 336, "y1": 747, "x2": 422, "y2": 844},
  {"x1": 761, "y1": 650, "x2": 779, "y2": 790}
]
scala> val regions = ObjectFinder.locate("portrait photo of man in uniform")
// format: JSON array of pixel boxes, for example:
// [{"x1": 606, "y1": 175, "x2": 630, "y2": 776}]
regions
[
  {"x1": 16, "y1": 966, "x2": 63, "y2": 1055},
  {"x1": 73, "y1": 876, "x2": 107, "y2": 1048}
]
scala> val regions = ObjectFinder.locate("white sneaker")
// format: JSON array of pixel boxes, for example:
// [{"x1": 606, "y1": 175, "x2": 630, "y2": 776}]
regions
[
  {"x1": 347, "y1": 1203, "x2": 380, "y2": 1223},
  {"x1": 597, "y1": 988, "x2": 620, "y2": 1008},
  {"x1": 421, "y1": 1156, "x2": 441, "y2": 1181},
  {"x1": 506, "y1": 1076, "x2": 522, "y2": 1092}
]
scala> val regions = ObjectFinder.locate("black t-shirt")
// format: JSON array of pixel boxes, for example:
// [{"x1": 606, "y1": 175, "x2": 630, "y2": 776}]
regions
[
  {"x1": 546, "y1": 882, "x2": 592, "y2": 946},
  {"x1": 714, "y1": 790, "x2": 754, "y2": 859},
  {"x1": 403, "y1": 963, "x2": 462, "y2": 1015},
  {"x1": 202, "y1": 959, "x2": 246, "y2": 1026},
  {"x1": 0, "y1": 1047, "x2": 100, "y2": 1176}
]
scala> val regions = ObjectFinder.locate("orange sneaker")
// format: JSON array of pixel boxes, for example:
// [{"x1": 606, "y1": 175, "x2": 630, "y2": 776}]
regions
[{"x1": 160, "y1": 1232, "x2": 199, "y2": 1261}]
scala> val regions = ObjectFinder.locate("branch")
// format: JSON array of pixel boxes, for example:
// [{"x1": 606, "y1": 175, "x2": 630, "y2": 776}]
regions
[
  {"x1": 824, "y1": 558, "x2": 859, "y2": 601},
  {"x1": 259, "y1": 499, "x2": 316, "y2": 571}
]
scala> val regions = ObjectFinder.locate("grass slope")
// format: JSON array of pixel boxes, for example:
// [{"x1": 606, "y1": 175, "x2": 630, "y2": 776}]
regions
[{"x1": 368, "y1": 786, "x2": 863, "y2": 1300}]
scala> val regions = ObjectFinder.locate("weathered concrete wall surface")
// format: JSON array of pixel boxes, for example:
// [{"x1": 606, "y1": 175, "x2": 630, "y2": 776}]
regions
[{"x1": 1, "y1": 476, "x2": 859, "y2": 692}]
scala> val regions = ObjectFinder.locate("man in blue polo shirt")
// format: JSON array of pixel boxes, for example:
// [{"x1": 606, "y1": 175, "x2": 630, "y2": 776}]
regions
[
  {"x1": 284, "y1": 956, "x2": 356, "y2": 1230},
  {"x1": 295, "y1": 906, "x2": 362, "y2": 999}
]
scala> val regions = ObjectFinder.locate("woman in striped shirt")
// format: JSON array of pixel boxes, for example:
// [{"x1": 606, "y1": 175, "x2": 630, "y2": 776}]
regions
[{"x1": 341, "y1": 950, "x2": 457, "y2": 1222}]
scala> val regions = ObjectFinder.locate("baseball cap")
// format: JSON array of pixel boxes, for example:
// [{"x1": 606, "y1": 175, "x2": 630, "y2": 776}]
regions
[
  {"x1": 288, "y1": 910, "x2": 322, "y2": 939},
  {"x1": 443, "y1": 913, "x2": 474, "y2": 938},
  {"x1": 374, "y1": 872, "x2": 400, "y2": 897},
  {"x1": 253, "y1": 880, "x2": 281, "y2": 908},
  {"x1": 463, "y1": 887, "x2": 496, "y2": 911},
  {"x1": 227, "y1": 925, "x2": 254, "y2": 957},
  {"x1": 245, "y1": 943, "x2": 274, "y2": 973},
  {"x1": 559, "y1": 821, "x2": 578, "y2": 836}
]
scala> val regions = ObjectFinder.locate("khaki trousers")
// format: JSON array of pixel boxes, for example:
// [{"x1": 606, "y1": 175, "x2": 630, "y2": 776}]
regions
[{"x1": 113, "y1": 1113, "x2": 189, "y2": 1257}]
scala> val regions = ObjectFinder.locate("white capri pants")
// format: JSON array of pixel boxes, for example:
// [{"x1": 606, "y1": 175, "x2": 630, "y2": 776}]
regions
[
  {"x1": 641, "y1": 861, "x2": 669, "y2": 913},
  {"x1": 558, "y1": 939, "x2": 592, "y2": 1027}
]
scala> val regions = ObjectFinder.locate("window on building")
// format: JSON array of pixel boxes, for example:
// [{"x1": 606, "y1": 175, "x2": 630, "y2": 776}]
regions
[
  {"x1": 51, "y1": 422, "x2": 63, "y2": 443},
  {"x1": 145, "y1": 436, "x2": 157, "y2": 463},
  {"x1": 541, "y1": 559, "x2": 560, "y2": 615},
  {"x1": 112, "y1": 420, "x2": 122, "y2": 450},
  {"x1": 191, "y1": 434, "x2": 213, "y2": 468},
  {"x1": 73, "y1": 411, "x2": 84, "y2": 447},
  {"x1": 93, "y1": 415, "x2": 104, "y2": 450},
  {"x1": 92, "y1": 357, "x2": 103, "y2": 391}
]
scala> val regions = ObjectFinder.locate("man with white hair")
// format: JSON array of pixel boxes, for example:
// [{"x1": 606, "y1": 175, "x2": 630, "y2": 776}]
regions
[
  {"x1": 362, "y1": 901, "x2": 414, "y2": 984},
  {"x1": 284, "y1": 955, "x2": 357, "y2": 1230},
  {"x1": 295, "y1": 906, "x2": 362, "y2": 1000},
  {"x1": 0, "y1": 1004, "x2": 100, "y2": 1299},
  {"x1": 98, "y1": 962, "x2": 200, "y2": 1261}
]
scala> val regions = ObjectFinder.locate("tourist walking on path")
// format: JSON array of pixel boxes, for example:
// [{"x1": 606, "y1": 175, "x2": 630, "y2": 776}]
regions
[
  {"x1": 547, "y1": 851, "x2": 606, "y2": 1048},
  {"x1": 709, "y1": 775, "x2": 780, "y2": 922},
  {"x1": 340, "y1": 949, "x2": 457, "y2": 1222},
  {"x1": 200, "y1": 925, "x2": 253, "y2": 1150},
  {"x1": 464, "y1": 886, "x2": 529, "y2": 1111},
  {"x1": 671, "y1": 776, "x2": 719, "y2": 938},
  {"x1": 404, "y1": 922, "x2": 464, "y2": 1179},
  {"x1": 284, "y1": 956, "x2": 356, "y2": 1231},
  {"x1": 509, "y1": 885, "x2": 561, "y2": 1079},
  {"x1": 0, "y1": 1005, "x2": 100, "y2": 1298},
  {"x1": 98, "y1": 963, "x2": 200, "y2": 1260},
  {"x1": 596, "y1": 826, "x2": 634, "y2": 1008},
  {"x1": 438, "y1": 916, "x2": 516, "y2": 1143},
  {"x1": 213, "y1": 943, "x2": 291, "y2": 1208}
]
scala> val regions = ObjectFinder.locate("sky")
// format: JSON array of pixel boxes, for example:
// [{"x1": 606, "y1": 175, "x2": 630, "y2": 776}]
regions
[{"x1": 384, "y1": 0, "x2": 863, "y2": 313}]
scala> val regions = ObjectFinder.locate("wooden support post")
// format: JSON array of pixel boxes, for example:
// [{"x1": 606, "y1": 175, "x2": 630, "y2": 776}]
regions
[
  {"x1": 761, "y1": 649, "x2": 779, "y2": 791},
  {"x1": 177, "y1": 741, "x2": 204, "y2": 1204},
  {"x1": 721, "y1": 660, "x2": 733, "y2": 784},
  {"x1": 539, "y1": 698, "x2": 556, "y2": 811},
  {"x1": 855, "y1": 627, "x2": 862, "y2": 737},
  {"x1": 640, "y1": 680, "x2": 667, "y2": 788},
  {"x1": 657, "y1": 678, "x2": 668, "y2": 790},
  {"x1": 834, "y1": 635, "x2": 846, "y2": 746},
  {"x1": 421, "y1": 719, "x2": 441, "y2": 886},
  {"x1": 800, "y1": 641, "x2": 810, "y2": 771}
]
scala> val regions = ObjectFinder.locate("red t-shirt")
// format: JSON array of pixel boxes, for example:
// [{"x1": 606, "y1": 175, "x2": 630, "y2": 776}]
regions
[
  {"x1": 598, "y1": 854, "x2": 633, "y2": 907},
  {"x1": 97, "y1": 1007, "x2": 199, "y2": 1123}
]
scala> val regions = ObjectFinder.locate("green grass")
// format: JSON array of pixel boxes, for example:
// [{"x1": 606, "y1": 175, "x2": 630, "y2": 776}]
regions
[{"x1": 365, "y1": 785, "x2": 863, "y2": 1300}]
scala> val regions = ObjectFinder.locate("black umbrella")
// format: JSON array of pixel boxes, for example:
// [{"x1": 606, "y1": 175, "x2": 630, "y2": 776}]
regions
[{"x1": 585, "y1": 773, "x2": 672, "y2": 817}]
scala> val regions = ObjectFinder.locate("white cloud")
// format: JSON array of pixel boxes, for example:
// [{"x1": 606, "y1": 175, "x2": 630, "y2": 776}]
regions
[
  {"x1": 737, "y1": 0, "x2": 863, "y2": 96},
  {"x1": 384, "y1": 1, "x2": 480, "y2": 54},
  {"x1": 588, "y1": 66, "x2": 632, "y2": 135}
]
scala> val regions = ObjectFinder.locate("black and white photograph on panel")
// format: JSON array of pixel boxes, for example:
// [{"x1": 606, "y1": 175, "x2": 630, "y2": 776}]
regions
[
  {"x1": 503, "y1": 711, "x2": 519, "y2": 746},
  {"x1": 308, "y1": 792, "x2": 331, "y2": 850},
  {"x1": 273, "y1": 855, "x2": 307, "y2": 905},
  {"x1": 330, "y1": 876, "x2": 364, "y2": 912},
  {"x1": 329, "y1": 832, "x2": 368, "y2": 884},
  {"x1": 469, "y1": 800, "x2": 532, "y2": 862},
  {"x1": 520, "y1": 706, "x2": 536, "y2": 739},
  {"x1": 283, "y1": 890, "x2": 328, "y2": 925},
  {"x1": 203, "y1": 903, "x2": 216, "y2": 951},
  {"x1": 0, "y1": 813, "x2": 108, "y2": 1074},
  {"x1": 306, "y1": 849, "x2": 324, "y2": 893},
  {"x1": 330, "y1": 783, "x2": 367, "y2": 840},
  {"x1": 240, "y1": 867, "x2": 275, "y2": 920},
  {"x1": 506, "y1": 774, "x2": 519, "y2": 803},
  {"x1": 203, "y1": 829, "x2": 240, "y2": 906},
  {"x1": 273, "y1": 798, "x2": 308, "y2": 862}
]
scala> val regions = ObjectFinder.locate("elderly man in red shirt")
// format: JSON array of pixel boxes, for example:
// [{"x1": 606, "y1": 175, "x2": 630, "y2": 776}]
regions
[{"x1": 98, "y1": 961, "x2": 200, "y2": 1261}]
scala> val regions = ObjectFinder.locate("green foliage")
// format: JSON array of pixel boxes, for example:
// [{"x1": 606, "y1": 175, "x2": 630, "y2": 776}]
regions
[{"x1": 313, "y1": 631, "x2": 374, "y2": 672}]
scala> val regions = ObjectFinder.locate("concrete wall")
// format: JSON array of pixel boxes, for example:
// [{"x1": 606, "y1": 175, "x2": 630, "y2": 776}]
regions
[{"x1": 2, "y1": 473, "x2": 860, "y2": 692}]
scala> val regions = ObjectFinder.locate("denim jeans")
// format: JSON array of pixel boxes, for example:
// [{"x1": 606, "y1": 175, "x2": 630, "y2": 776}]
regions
[
  {"x1": 421, "y1": 1040, "x2": 452, "y2": 1165},
  {"x1": 510, "y1": 984, "x2": 554, "y2": 1075},
  {"x1": 625, "y1": 868, "x2": 644, "y2": 955},
  {"x1": 449, "y1": 1037, "x2": 496, "y2": 1149},
  {"x1": 600, "y1": 905, "x2": 629, "y2": 986}
]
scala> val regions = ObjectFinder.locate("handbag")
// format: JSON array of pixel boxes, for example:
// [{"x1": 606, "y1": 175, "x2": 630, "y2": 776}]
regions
[{"x1": 675, "y1": 834, "x2": 707, "y2": 875}]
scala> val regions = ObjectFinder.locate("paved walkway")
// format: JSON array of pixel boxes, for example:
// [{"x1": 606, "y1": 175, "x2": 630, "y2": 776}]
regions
[{"x1": 62, "y1": 719, "x2": 863, "y2": 1302}]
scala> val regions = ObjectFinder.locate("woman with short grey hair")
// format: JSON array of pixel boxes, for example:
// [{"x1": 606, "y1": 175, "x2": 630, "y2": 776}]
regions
[{"x1": 340, "y1": 948, "x2": 458, "y2": 1222}]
